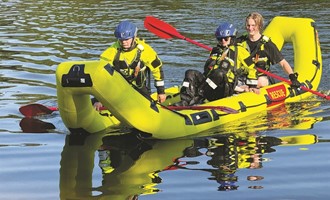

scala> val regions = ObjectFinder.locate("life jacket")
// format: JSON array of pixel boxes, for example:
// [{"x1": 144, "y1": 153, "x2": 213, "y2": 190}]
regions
[
  {"x1": 112, "y1": 39, "x2": 150, "y2": 91},
  {"x1": 239, "y1": 34, "x2": 270, "y2": 76},
  {"x1": 204, "y1": 46, "x2": 238, "y2": 84},
  {"x1": 113, "y1": 43, "x2": 142, "y2": 78},
  {"x1": 201, "y1": 46, "x2": 238, "y2": 100}
]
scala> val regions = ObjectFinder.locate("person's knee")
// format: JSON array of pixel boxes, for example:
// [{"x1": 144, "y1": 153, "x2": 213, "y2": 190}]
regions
[
  {"x1": 258, "y1": 76, "x2": 269, "y2": 87},
  {"x1": 185, "y1": 69, "x2": 199, "y2": 76}
]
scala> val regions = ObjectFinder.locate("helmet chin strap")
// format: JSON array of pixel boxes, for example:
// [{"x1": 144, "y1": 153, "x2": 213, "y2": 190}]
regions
[
  {"x1": 121, "y1": 37, "x2": 137, "y2": 51},
  {"x1": 218, "y1": 43, "x2": 229, "y2": 49}
]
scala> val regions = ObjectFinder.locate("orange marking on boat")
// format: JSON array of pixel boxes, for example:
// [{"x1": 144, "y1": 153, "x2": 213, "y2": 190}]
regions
[{"x1": 266, "y1": 85, "x2": 287, "y2": 105}]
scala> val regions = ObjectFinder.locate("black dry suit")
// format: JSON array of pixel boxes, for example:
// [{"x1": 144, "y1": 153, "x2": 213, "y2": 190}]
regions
[{"x1": 177, "y1": 45, "x2": 241, "y2": 106}]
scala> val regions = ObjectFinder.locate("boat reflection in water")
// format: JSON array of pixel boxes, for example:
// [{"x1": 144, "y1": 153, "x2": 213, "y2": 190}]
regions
[
  {"x1": 59, "y1": 131, "x2": 193, "y2": 199},
  {"x1": 59, "y1": 127, "x2": 325, "y2": 199},
  {"x1": 198, "y1": 100, "x2": 328, "y2": 137},
  {"x1": 16, "y1": 99, "x2": 329, "y2": 198}
]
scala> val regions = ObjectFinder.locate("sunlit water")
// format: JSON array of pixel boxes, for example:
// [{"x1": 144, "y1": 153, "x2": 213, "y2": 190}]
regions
[{"x1": 1, "y1": 0, "x2": 330, "y2": 199}]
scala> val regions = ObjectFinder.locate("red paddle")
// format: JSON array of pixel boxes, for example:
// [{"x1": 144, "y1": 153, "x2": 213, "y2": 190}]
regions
[
  {"x1": 19, "y1": 103, "x2": 238, "y2": 117},
  {"x1": 19, "y1": 103, "x2": 58, "y2": 117},
  {"x1": 144, "y1": 16, "x2": 212, "y2": 50},
  {"x1": 257, "y1": 68, "x2": 330, "y2": 100},
  {"x1": 144, "y1": 15, "x2": 330, "y2": 100},
  {"x1": 18, "y1": 103, "x2": 108, "y2": 117}
]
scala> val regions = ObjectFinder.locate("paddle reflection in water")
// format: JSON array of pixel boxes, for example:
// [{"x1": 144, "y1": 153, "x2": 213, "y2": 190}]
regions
[
  {"x1": 58, "y1": 128, "x2": 325, "y2": 199},
  {"x1": 19, "y1": 118, "x2": 56, "y2": 133}
]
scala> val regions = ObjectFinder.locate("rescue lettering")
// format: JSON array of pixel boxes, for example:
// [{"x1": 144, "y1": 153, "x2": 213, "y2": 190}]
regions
[
  {"x1": 266, "y1": 84, "x2": 287, "y2": 103},
  {"x1": 269, "y1": 89, "x2": 285, "y2": 99}
]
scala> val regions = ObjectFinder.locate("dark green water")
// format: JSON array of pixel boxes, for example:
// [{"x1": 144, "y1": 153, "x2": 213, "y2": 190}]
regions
[{"x1": 1, "y1": 0, "x2": 330, "y2": 199}]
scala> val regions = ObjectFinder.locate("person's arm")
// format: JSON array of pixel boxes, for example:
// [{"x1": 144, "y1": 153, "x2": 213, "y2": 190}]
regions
[
  {"x1": 152, "y1": 62, "x2": 166, "y2": 103},
  {"x1": 280, "y1": 59, "x2": 300, "y2": 87},
  {"x1": 276, "y1": 54, "x2": 301, "y2": 88},
  {"x1": 279, "y1": 59, "x2": 294, "y2": 75},
  {"x1": 142, "y1": 43, "x2": 166, "y2": 102},
  {"x1": 267, "y1": 41, "x2": 301, "y2": 87}
]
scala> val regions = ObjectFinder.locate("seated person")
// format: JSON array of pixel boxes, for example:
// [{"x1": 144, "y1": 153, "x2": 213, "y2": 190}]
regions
[
  {"x1": 237, "y1": 12, "x2": 300, "y2": 92},
  {"x1": 175, "y1": 22, "x2": 256, "y2": 106}
]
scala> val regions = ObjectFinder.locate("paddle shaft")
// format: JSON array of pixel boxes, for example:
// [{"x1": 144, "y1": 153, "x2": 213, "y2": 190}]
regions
[
  {"x1": 47, "y1": 106, "x2": 58, "y2": 111},
  {"x1": 19, "y1": 103, "x2": 238, "y2": 117},
  {"x1": 144, "y1": 15, "x2": 212, "y2": 50},
  {"x1": 144, "y1": 16, "x2": 329, "y2": 100},
  {"x1": 257, "y1": 68, "x2": 330, "y2": 100},
  {"x1": 19, "y1": 103, "x2": 104, "y2": 117}
]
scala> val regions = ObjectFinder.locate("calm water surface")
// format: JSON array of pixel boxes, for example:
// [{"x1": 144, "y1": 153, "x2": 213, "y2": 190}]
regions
[{"x1": 1, "y1": 0, "x2": 330, "y2": 199}]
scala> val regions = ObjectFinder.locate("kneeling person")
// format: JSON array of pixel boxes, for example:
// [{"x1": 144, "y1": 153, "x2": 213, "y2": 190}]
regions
[{"x1": 176, "y1": 22, "x2": 256, "y2": 106}]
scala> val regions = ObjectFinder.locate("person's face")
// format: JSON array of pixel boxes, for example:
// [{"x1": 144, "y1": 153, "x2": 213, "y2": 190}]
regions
[
  {"x1": 217, "y1": 36, "x2": 231, "y2": 47},
  {"x1": 246, "y1": 18, "x2": 260, "y2": 36},
  {"x1": 119, "y1": 38, "x2": 134, "y2": 50}
]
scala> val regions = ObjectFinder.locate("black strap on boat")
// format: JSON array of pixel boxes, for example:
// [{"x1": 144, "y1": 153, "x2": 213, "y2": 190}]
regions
[
  {"x1": 309, "y1": 21, "x2": 321, "y2": 84},
  {"x1": 288, "y1": 83, "x2": 307, "y2": 97},
  {"x1": 61, "y1": 64, "x2": 93, "y2": 87},
  {"x1": 190, "y1": 111, "x2": 213, "y2": 125},
  {"x1": 104, "y1": 63, "x2": 114, "y2": 75},
  {"x1": 264, "y1": 94, "x2": 272, "y2": 105},
  {"x1": 150, "y1": 101, "x2": 193, "y2": 125},
  {"x1": 311, "y1": 21, "x2": 320, "y2": 69},
  {"x1": 211, "y1": 109, "x2": 220, "y2": 120},
  {"x1": 238, "y1": 101, "x2": 247, "y2": 112}
]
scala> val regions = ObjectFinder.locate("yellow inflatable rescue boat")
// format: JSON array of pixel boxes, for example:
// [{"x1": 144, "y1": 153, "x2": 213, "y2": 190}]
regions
[{"x1": 56, "y1": 16, "x2": 322, "y2": 139}]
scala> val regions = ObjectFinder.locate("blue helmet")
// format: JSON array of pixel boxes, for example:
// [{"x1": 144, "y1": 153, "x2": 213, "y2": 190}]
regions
[
  {"x1": 215, "y1": 22, "x2": 237, "y2": 39},
  {"x1": 114, "y1": 20, "x2": 138, "y2": 40}
]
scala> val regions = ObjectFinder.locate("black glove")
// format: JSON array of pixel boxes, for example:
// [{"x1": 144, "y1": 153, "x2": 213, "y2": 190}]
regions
[{"x1": 289, "y1": 73, "x2": 301, "y2": 88}]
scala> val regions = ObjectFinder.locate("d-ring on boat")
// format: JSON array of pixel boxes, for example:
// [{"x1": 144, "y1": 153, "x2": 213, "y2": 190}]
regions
[{"x1": 56, "y1": 16, "x2": 322, "y2": 139}]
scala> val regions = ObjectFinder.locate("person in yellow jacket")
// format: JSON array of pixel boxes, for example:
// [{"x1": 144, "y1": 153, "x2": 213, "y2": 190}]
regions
[
  {"x1": 93, "y1": 20, "x2": 166, "y2": 110},
  {"x1": 175, "y1": 22, "x2": 256, "y2": 106}
]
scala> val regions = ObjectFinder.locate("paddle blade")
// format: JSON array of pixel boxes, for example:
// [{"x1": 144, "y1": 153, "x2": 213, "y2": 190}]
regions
[
  {"x1": 144, "y1": 16, "x2": 184, "y2": 40},
  {"x1": 145, "y1": 16, "x2": 212, "y2": 51},
  {"x1": 19, "y1": 103, "x2": 58, "y2": 117},
  {"x1": 144, "y1": 17, "x2": 173, "y2": 39}
]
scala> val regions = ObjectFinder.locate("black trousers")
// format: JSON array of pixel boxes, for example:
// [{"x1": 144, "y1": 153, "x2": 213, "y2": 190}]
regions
[{"x1": 178, "y1": 69, "x2": 234, "y2": 106}]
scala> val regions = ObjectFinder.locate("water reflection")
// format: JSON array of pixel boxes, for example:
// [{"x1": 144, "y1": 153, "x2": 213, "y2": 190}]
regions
[
  {"x1": 174, "y1": 132, "x2": 322, "y2": 192},
  {"x1": 59, "y1": 132, "x2": 193, "y2": 199},
  {"x1": 19, "y1": 117, "x2": 55, "y2": 133},
  {"x1": 59, "y1": 129, "x2": 327, "y2": 199},
  {"x1": 182, "y1": 100, "x2": 330, "y2": 139},
  {"x1": 1, "y1": 0, "x2": 330, "y2": 199}
]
